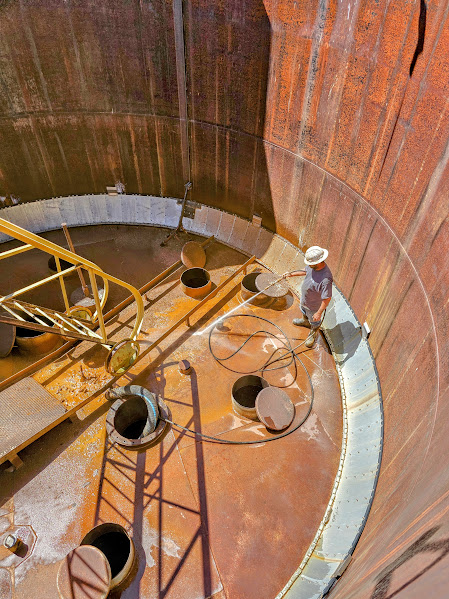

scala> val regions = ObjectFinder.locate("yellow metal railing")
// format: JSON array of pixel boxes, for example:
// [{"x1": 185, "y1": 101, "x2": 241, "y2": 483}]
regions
[{"x1": 0, "y1": 218, "x2": 144, "y2": 345}]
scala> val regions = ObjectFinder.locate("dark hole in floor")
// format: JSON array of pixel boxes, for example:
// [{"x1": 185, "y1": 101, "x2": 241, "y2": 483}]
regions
[
  {"x1": 122, "y1": 419, "x2": 148, "y2": 439},
  {"x1": 185, "y1": 277, "x2": 208, "y2": 288},
  {"x1": 90, "y1": 531, "x2": 130, "y2": 579},
  {"x1": 242, "y1": 273, "x2": 259, "y2": 292},
  {"x1": 16, "y1": 315, "x2": 54, "y2": 337},
  {"x1": 181, "y1": 268, "x2": 210, "y2": 289},
  {"x1": 234, "y1": 384, "x2": 264, "y2": 408},
  {"x1": 114, "y1": 396, "x2": 151, "y2": 439}
]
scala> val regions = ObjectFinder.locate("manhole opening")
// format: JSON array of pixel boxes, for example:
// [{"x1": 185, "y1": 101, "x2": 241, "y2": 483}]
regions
[
  {"x1": 241, "y1": 272, "x2": 259, "y2": 293},
  {"x1": 181, "y1": 267, "x2": 210, "y2": 289},
  {"x1": 81, "y1": 524, "x2": 131, "y2": 581},
  {"x1": 114, "y1": 396, "x2": 152, "y2": 439},
  {"x1": 232, "y1": 375, "x2": 269, "y2": 409},
  {"x1": 106, "y1": 391, "x2": 168, "y2": 450},
  {"x1": 16, "y1": 315, "x2": 54, "y2": 338}
]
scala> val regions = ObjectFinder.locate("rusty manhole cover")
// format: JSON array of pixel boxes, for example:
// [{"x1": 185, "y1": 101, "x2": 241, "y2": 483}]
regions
[
  {"x1": 181, "y1": 241, "x2": 206, "y2": 268},
  {"x1": 255, "y1": 273, "x2": 289, "y2": 298},
  {"x1": 256, "y1": 387, "x2": 295, "y2": 431},
  {"x1": 57, "y1": 545, "x2": 111, "y2": 599}
]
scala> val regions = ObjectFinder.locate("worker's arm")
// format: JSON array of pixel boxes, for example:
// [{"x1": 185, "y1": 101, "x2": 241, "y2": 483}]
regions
[
  {"x1": 283, "y1": 269, "x2": 306, "y2": 278},
  {"x1": 312, "y1": 297, "x2": 331, "y2": 322}
]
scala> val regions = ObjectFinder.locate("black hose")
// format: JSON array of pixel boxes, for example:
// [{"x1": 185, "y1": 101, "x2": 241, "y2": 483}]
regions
[
  {"x1": 209, "y1": 327, "x2": 297, "y2": 382},
  {"x1": 162, "y1": 313, "x2": 314, "y2": 445}
]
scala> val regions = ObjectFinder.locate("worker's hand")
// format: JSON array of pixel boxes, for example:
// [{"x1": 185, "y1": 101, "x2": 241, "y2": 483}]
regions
[
  {"x1": 312, "y1": 312, "x2": 322, "y2": 322},
  {"x1": 283, "y1": 270, "x2": 305, "y2": 278}
]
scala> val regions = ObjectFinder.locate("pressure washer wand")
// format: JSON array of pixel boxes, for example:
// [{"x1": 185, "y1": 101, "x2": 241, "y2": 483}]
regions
[
  {"x1": 193, "y1": 273, "x2": 287, "y2": 336},
  {"x1": 61, "y1": 222, "x2": 90, "y2": 297}
]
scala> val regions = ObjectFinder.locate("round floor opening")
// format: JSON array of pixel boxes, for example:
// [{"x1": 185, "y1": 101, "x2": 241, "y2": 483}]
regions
[
  {"x1": 106, "y1": 392, "x2": 170, "y2": 451},
  {"x1": 181, "y1": 267, "x2": 211, "y2": 289},
  {"x1": 240, "y1": 272, "x2": 267, "y2": 305},
  {"x1": 81, "y1": 523, "x2": 134, "y2": 587},
  {"x1": 241, "y1": 272, "x2": 259, "y2": 293},
  {"x1": 15, "y1": 313, "x2": 60, "y2": 354},
  {"x1": 114, "y1": 396, "x2": 153, "y2": 439},
  {"x1": 232, "y1": 375, "x2": 269, "y2": 420},
  {"x1": 16, "y1": 314, "x2": 54, "y2": 338}
]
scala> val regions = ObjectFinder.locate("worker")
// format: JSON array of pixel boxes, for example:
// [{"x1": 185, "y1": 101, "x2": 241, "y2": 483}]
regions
[{"x1": 283, "y1": 246, "x2": 333, "y2": 348}]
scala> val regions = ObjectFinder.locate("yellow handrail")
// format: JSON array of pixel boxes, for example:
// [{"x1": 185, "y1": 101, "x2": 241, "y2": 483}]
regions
[{"x1": 0, "y1": 218, "x2": 144, "y2": 343}]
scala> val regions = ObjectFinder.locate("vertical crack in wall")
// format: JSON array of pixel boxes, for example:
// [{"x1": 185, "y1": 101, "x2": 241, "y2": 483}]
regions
[
  {"x1": 375, "y1": 1, "x2": 427, "y2": 186},
  {"x1": 409, "y1": 0, "x2": 427, "y2": 77}
]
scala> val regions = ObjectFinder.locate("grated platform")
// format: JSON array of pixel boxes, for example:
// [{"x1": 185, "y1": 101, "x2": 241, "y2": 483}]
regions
[{"x1": 0, "y1": 377, "x2": 66, "y2": 466}]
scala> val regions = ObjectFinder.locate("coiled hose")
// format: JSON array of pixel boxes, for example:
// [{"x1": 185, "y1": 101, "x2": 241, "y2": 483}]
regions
[
  {"x1": 107, "y1": 316, "x2": 315, "y2": 445},
  {"x1": 164, "y1": 313, "x2": 315, "y2": 445}
]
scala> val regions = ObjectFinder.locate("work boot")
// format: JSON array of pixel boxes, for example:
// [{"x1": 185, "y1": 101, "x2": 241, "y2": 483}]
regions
[
  {"x1": 305, "y1": 328, "x2": 319, "y2": 348},
  {"x1": 292, "y1": 317, "x2": 311, "y2": 328}
]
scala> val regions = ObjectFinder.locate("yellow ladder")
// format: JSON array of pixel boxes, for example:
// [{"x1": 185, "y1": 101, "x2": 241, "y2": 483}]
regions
[
  {"x1": 0, "y1": 218, "x2": 145, "y2": 374},
  {"x1": 0, "y1": 298, "x2": 102, "y2": 343}
]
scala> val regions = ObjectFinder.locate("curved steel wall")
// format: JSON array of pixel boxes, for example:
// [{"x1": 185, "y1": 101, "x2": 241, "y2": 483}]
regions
[{"x1": 0, "y1": 1, "x2": 447, "y2": 597}]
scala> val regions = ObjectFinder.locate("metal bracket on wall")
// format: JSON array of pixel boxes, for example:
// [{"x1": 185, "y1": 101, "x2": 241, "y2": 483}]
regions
[
  {"x1": 176, "y1": 199, "x2": 200, "y2": 219},
  {"x1": 161, "y1": 181, "x2": 193, "y2": 246},
  {"x1": 0, "y1": 218, "x2": 145, "y2": 374}
]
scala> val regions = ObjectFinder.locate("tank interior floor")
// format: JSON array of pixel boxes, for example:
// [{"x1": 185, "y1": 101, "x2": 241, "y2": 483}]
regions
[{"x1": 0, "y1": 225, "x2": 342, "y2": 599}]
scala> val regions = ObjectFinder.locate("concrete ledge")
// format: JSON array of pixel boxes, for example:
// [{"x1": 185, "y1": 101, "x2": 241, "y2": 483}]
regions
[
  {"x1": 278, "y1": 292, "x2": 383, "y2": 599},
  {"x1": 0, "y1": 195, "x2": 383, "y2": 599}
]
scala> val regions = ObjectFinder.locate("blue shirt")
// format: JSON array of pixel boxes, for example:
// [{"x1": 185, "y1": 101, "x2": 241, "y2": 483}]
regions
[{"x1": 301, "y1": 264, "x2": 333, "y2": 312}]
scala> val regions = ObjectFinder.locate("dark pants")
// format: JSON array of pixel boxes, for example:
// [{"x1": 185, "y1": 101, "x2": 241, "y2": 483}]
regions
[{"x1": 300, "y1": 304, "x2": 322, "y2": 330}]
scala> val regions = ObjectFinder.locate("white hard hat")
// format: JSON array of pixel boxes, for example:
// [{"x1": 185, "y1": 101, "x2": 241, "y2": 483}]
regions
[{"x1": 304, "y1": 246, "x2": 328, "y2": 266}]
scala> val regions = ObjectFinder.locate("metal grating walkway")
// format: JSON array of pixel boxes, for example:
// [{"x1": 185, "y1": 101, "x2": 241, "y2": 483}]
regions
[{"x1": 0, "y1": 377, "x2": 66, "y2": 465}]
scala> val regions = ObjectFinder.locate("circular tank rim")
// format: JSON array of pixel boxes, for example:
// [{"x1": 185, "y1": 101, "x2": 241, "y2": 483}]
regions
[{"x1": 0, "y1": 193, "x2": 392, "y2": 597}]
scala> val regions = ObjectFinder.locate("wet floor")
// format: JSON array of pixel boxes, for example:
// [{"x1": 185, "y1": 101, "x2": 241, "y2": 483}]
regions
[{"x1": 0, "y1": 225, "x2": 342, "y2": 599}]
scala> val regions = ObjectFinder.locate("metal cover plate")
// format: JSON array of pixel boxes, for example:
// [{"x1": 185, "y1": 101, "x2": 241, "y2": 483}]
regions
[
  {"x1": 0, "y1": 316, "x2": 15, "y2": 358},
  {"x1": 255, "y1": 273, "x2": 289, "y2": 298},
  {"x1": 256, "y1": 387, "x2": 295, "y2": 431},
  {"x1": 106, "y1": 340, "x2": 139, "y2": 375},
  {"x1": 71, "y1": 285, "x2": 105, "y2": 308},
  {"x1": 181, "y1": 241, "x2": 206, "y2": 268},
  {"x1": 0, "y1": 377, "x2": 66, "y2": 461},
  {"x1": 57, "y1": 545, "x2": 111, "y2": 599}
]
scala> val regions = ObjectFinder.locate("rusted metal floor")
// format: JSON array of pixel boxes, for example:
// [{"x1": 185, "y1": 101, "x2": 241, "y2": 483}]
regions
[
  {"x1": 0, "y1": 225, "x2": 342, "y2": 599},
  {"x1": 0, "y1": 378, "x2": 67, "y2": 468}
]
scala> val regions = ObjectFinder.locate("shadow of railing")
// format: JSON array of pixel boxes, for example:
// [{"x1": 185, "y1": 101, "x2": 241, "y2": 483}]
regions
[
  {"x1": 370, "y1": 527, "x2": 449, "y2": 599},
  {"x1": 93, "y1": 366, "x2": 216, "y2": 598}
]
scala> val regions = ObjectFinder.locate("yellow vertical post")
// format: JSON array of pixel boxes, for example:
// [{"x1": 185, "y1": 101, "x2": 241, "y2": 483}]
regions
[
  {"x1": 88, "y1": 268, "x2": 107, "y2": 343},
  {"x1": 55, "y1": 256, "x2": 70, "y2": 313}
]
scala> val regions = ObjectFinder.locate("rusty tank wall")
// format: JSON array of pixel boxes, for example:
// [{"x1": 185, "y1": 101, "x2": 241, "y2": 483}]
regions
[{"x1": 0, "y1": 1, "x2": 448, "y2": 597}]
